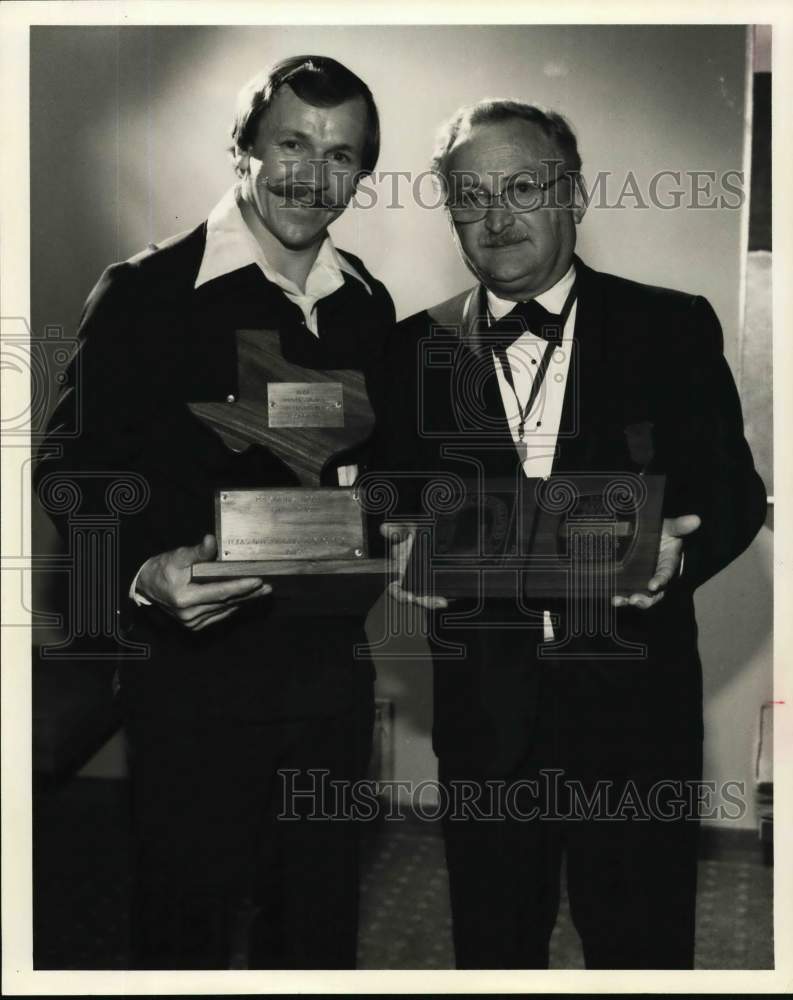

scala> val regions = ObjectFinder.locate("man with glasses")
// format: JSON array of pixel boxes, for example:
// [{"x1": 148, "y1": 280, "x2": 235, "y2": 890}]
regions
[
  {"x1": 381, "y1": 100, "x2": 765, "y2": 968},
  {"x1": 36, "y1": 56, "x2": 393, "y2": 969}
]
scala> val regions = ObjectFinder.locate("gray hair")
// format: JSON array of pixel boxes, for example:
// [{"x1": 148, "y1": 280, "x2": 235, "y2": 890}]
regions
[{"x1": 431, "y1": 99, "x2": 582, "y2": 182}]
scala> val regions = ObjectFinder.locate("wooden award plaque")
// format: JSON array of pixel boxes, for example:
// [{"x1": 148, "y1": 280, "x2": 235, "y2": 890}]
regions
[
  {"x1": 404, "y1": 473, "x2": 666, "y2": 601},
  {"x1": 189, "y1": 329, "x2": 390, "y2": 613}
]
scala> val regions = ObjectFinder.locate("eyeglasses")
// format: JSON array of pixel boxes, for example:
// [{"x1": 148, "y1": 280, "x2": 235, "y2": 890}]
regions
[{"x1": 447, "y1": 171, "x2": 578, "y2": 223}]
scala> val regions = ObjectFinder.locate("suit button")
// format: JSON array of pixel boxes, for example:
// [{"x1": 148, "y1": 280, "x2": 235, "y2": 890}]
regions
[{"x1": 226, "y1": 393, "x2": 236, "y2": 403}]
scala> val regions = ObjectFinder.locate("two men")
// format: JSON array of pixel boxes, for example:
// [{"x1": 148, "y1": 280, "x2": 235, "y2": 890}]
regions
[
  {"x1": 384, "y1": 100, "x2": 766, "y2": 968},
  {"x1": 37, "y1": 56, "x2": 393, "y2": 969},
  {"x1": 38, "y1": 58, "x2": 765, "y2": 970}
]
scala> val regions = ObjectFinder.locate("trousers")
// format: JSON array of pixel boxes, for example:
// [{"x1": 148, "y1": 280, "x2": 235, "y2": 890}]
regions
[
  {"x1": 125, "y1": 678, "x2": 374, "y2": 970},
  {"x1": 439, "y1": 655, "x2": 702, "y2": 969}
]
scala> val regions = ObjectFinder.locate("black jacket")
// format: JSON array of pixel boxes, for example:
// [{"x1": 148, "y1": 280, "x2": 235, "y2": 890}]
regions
[
  {"x1": 35, "y1": 222, "x2": 396, "y2": 722},
  {"x1": 383, "y1": 256, "x2": 767, "y2": 775}
]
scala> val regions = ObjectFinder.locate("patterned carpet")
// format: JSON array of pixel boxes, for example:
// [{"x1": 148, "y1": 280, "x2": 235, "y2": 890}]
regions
[
  {"x1": 357, "y1": 822, "x2": 774, "y2": 969},
  {"x1": 33, "y1": 778, "x2": 773, "y2": 970}
]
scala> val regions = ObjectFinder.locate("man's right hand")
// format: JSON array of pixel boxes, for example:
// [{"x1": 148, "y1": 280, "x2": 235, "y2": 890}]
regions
[
  {"x1": 380, "y1": 523, "x2": 449, "y2": 611},
  {"x1": 136, "y1": 534, "x2": 272, "y2": 631}
]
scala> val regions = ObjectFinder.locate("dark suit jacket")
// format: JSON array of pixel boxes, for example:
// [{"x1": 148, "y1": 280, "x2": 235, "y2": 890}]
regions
[
  {"x1": 383, "y1": 256, "x2": 767, "y2": 777},
  {"x1": 35, "y1": 222, "x2": 395, "y2": 722}
]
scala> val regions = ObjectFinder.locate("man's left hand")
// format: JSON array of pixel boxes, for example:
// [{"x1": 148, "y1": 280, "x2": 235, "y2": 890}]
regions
[{"x1": 612, "y1": 513, "x2": 701, "y2": 610}]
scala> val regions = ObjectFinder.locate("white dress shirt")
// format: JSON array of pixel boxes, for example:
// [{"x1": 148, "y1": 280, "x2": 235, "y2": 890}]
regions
[
  {"x1": 195, "y1": 185, "x2": 371, "y2": 335},
  {"x1": 487, "y1": 263, "x2": 577, "y2": 480},
  {"x1": 487, "y1": 264, "x2": 577, "y2": 640}
]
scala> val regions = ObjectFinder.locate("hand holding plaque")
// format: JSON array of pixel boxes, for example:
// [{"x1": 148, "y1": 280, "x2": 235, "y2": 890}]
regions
[
  {"x1": 189, "y1": 329, "x2": 391, "y2": 614},
  {"x1": 380, "y1": 522, "x2": 450, "y2": 611},
  {"x1": 138, "y1": 533, "x2": 272, "y2": 630}
]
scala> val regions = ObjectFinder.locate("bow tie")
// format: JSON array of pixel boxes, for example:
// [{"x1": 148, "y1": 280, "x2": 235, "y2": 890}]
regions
[{"x1": 488, "y1": 298, "x2": 565, "y2": 346}]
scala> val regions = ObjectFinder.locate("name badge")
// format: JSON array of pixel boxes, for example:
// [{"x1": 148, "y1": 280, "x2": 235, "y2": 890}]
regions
[{"x1": 267, "y1": 382, "x2": 344, "y2": 428}]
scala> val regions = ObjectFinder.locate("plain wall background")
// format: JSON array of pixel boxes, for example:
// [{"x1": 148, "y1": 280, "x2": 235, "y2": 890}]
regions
[
  {"x1": 32, "y1": 24, "x2": 748, "y2": 357},
  {"x1": 30, "y1": 25, "x2": 772, "y2": 828}
]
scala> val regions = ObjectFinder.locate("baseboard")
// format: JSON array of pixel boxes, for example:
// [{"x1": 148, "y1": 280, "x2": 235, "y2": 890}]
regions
[
  {"x1": 369, "y1": 800, "x2": 767, "y2": 860},
  {"x1": 699, "y1": 823, "x2": 765, "y2": 860}
]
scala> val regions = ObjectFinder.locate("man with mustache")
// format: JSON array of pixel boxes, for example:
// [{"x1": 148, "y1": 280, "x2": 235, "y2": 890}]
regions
[
  {"x1": 36, "y1": 56, "x2": 393, "y2": 968},
  {"x1": 382, "y1": 100, "x2": 766, "y2": 968}
]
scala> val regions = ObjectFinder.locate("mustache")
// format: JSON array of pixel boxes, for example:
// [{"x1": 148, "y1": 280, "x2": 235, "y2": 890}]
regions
[
  {"x1": 479, "y1": 233, "x2": 530, "y2": 248},
  {"x1": 262, "y1": 179, "x2": 343, "y2": 210}
]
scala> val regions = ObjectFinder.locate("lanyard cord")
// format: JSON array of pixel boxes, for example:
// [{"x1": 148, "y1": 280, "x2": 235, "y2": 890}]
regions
[
  {"x1": 494, "y1": 339, "x2": 556, "y2": 441},
  {"x1": 492, "y1": 282, "x2": 578, "y2": 443}
]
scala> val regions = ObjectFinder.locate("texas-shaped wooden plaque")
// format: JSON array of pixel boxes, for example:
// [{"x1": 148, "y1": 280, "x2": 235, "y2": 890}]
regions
[{"x1": 189, "y1": 329, "x2": 390, "y2": 614}]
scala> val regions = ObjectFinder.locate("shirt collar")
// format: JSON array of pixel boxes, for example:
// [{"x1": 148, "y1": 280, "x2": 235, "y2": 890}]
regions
[
  {"x1": 194, "y1": 185, "x2": 372, "y2": 296},
  {"x1": 486, "y1": 262, "x2": 576, "y2": 323}
]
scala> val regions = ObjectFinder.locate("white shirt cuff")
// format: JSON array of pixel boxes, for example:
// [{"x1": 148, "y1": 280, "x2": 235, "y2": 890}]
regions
[
  {"x1": 129, "y1": 562, "x2": 153, "y2": 606},
  {"x1": 337, "y1": 464, "x2": 359, "y2": 487}
]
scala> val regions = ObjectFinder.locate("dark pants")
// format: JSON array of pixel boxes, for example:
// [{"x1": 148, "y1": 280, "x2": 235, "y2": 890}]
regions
[
  {"x1": 439, "y1": 656, "x2": 702, "y2": 970},
  {"x1": 125, "y1": 686, "x2": 373, "y2": 970}
]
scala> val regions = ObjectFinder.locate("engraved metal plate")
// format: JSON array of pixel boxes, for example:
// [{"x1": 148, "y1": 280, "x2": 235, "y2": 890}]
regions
[
  {"x1": 217, "y1": 487, "x2": 365, "y2": 561},
  {"x1": 267, "y1": 382, "x2": 344, "y2": 428},
  {"x1": 556, "y1": 492, "x2": 637, "y2": 563}
]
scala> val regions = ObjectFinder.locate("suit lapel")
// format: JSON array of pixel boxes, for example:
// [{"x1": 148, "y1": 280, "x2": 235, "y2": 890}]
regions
[
  {"x1": 459, "y1": 284, "x2": 514, "y2": 443},
  {"x1": 552, "y1": 256, "x2": 609, "y2": 474}
]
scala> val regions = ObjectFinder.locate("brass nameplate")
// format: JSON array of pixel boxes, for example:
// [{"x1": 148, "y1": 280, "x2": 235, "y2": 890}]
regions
[
  {"x1": 216, "y1": 487, "x2": 365, "y2": 562},
  {"x1": 267, "y1": 382, "x2": 344, "y2": 428}
]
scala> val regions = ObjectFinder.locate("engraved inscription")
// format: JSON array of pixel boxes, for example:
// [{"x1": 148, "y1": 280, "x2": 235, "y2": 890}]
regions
[
  {"x1": 218, "y1": 487, "x2": 364, "y2": 561},
  {"x1": 267, "y1": 382, "x2": 344, "y2": 428}
]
